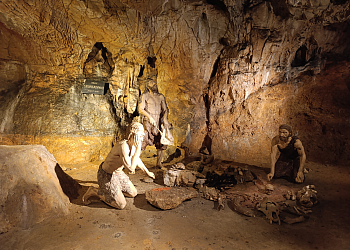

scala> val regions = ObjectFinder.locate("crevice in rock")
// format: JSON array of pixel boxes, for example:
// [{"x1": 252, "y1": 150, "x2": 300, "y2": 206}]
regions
[
  {"x1": 206, "y1": 0, "x2": 227, "y2": 11},
  {"x1": 291, "y1": 45, "x2": 308, "y2": 67},
  {"x1": 219, "y1": 37, "x2": 230, "y2": 46},
  {"x1": 203, "y1": 90, "x2": 210, "y2": 128},
  {"x1": 147, "y1": 56, "x2": 157, "y2": 68},
  {"x1": 105, "y1": 88, "x2": 120, "y2": 123},
  {"x1": 128, "y1": 103, "x2": 140, "y2": 120},
  {"x1": 201, "y1": 12, "x2": 208, "y2": 22},
  {"x1": 199, "y1": 134, "x2": 212, "y2": 155},
  {"x1": 199, "y1": 53, "x2": 222, "y2": 155},
  {"x1": 210, "y1": 56, "x2": 220, "y2": 78},
  {"x1": 331, "y1": 0, "x2": 348, "y2": 5},
  {"x1": 138, "y1": 65, "x2": 145, "y2": 77},
  {"x1": 0, "y1": 79, "x2": 26, "y2": 133},
  {"x1": 266, "y1": 0, "x2": 291, "y2": 20}
]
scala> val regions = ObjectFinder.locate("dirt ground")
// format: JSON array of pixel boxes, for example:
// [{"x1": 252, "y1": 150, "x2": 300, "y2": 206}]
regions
[{"x1": 1, "y1": 156, "x2": 350, "y2": 250}]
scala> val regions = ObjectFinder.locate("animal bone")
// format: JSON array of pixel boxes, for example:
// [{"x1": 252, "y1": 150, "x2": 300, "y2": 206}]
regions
[
  {"x1": 296, "y1": 185, "x2": 318, "y2": 209},
  {"x1": 265, "y1": 184, "x2": 274, "y2": 195},
  {"x1": 217, "y1": 193, "x2": 225, "y2": 211},
  {"x1": 257, "y1": 197, "x2": 281, "y2": 225},
  {"x1": 231, "y1": 196, "x2": 255, "y2": 217}
]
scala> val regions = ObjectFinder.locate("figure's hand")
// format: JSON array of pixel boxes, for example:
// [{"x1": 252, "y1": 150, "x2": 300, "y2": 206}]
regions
[
  {"x1": 134, "y1": 134, "x2": 141, "y2": 147},
  {"x1": 130, "y1": 170, "x2": 135, "y2": 175},
  {"x1": 148, "y1": 172, "x2": 155, "y2": 179},
  {"x1": 133, "y1": 133, "x2": 144, "y2": 152},
  {"x1": 149, "y1": 117, "x2": 157, "y2": 127},
  {"x1": 267, "y1": 173, "x2": 274, "y2": 181},
  {"x1": 295, "y1": 171, "x2": 304, "y2": 183}
]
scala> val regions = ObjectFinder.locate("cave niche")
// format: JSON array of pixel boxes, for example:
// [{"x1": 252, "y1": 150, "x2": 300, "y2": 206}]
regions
[
  {"x1": 291, "y1": 45, "x2": 308, "y2": 67},
  {"x1": 83, "y1": 42, "x2": 115, "y2": 79}
]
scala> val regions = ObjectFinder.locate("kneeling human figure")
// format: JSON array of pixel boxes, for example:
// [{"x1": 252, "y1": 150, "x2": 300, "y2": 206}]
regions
[
  {"x1": 267, "y1": 124, "x2": 306, "y2": 183},
  {"x1": 82, "y1": 122, "x2": 155, "y2": 209}
]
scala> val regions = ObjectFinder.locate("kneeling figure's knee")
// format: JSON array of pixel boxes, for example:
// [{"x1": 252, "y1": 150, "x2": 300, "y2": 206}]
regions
[{"x1": 130, "y1": 189, "x2": 137, "y2": 197}]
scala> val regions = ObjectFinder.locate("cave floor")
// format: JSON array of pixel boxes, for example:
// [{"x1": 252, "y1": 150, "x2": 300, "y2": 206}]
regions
[{"x1": 1, "y1": 158, "x2": 350, "y2": 250}]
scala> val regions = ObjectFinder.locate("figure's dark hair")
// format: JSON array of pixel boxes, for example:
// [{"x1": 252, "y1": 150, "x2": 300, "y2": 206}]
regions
[{"x1": 279, "y1": 124, "x2": 292, "y2": 136}]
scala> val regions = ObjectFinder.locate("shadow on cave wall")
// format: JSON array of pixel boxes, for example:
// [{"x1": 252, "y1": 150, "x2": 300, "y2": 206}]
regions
[
  {"x1": 284, "y1": 62, "x2": 350, "y2": 164},
  {"x1": 291, "y1": 37, "x2": 319, "y2": 68}
]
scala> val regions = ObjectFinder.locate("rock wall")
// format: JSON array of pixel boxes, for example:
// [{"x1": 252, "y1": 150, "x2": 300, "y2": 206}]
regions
[
  {"x1": 203, "y1": 0, "x2": 350, "y2": 165},
  {"x1": 0, "y1": 0, "x2": 349, "y2": 165}
]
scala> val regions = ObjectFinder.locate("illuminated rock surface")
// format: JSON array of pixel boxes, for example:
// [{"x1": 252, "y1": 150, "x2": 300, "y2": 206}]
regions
[
  {"x1": 0, "y1": 0, "x2": 349, "y2": 165},
  {"x1": 0, "y1": 1, "x2": 350, "y2": 249},
  {"x1": 0, "y1": 145, "x2": 74, "y2": 233}
]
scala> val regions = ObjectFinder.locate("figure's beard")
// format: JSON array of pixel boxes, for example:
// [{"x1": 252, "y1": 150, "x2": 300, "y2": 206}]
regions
[
  {"x1": 279, "y1": 136, "x2": 289, "y2": 142},
  {"x1": 148, "y1": 85, "x2": 158, "y2": 93}
]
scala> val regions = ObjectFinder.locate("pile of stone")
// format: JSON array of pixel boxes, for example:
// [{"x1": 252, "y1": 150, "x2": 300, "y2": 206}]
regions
[{"x1": 145, "y1": 160, "x2": 257, "y2": 210}]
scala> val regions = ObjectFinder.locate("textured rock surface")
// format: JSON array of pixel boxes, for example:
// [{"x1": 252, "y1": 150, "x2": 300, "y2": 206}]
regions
[
  {"x1": 0, "y1": 145, "x2": 72, "y2": 233},
  {"x1": 0, "y1": 0, "x2": 227, "y2": 163},
  {"x1": 0, "y1": 0, "x2": 349, "y2": 165},
  {"x1": 204, "y1": 0, "x2": 350, "y2": 164},
  {"x1": 0, "y1": 134, "x2": 115, "y2": 164},
  {"x1": 145, "y1": 187, "x2": 198, "y2": 210},
  {"x1": 164, "y1": 169, "x2": 199, "y2": 187}
]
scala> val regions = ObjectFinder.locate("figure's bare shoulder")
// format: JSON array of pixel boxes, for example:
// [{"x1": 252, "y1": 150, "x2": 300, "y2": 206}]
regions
[
  {"x1": 294, "y1": 139, "x2": 304, "y2": 149},
  {"x1": 140, "y1": 92, "x2": 150, "y2": 99},
  {"x1": 271, "y1": 135, "x2": 279, "y2": 148},
  {"x1": 157, "y1": 93, "x2": 167, "y2": 104},
  {"x1": 115, "y1": 140, "x2": 128, "y2": 153}
]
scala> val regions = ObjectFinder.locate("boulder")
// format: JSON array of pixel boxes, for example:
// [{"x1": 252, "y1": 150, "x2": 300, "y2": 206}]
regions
[
  {"x1": 145, "y1": 187, "x2": 198, "y2": 210},
  {"x1": 0, "y1": 145, "x2": 76, "y2": 233}
]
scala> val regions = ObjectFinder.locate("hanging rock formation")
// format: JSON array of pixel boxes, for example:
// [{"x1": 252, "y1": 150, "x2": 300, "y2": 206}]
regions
[{"x1": 0, "y1": 0, "x2": 349, "y2": 165}]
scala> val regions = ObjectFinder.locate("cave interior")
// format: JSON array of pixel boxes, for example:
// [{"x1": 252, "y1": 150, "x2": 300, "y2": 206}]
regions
[{"x1": 0, "y1": 0, "x2": 350, "y2": 249}]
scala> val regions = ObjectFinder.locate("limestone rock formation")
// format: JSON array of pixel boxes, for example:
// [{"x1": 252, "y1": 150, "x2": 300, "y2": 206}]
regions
[
  {"x1": 0, "y1": 0, "x2": 349, "y2": 165},
  {"x1": 0, "y1": 0, "x2": 227, "y2": 164},
  {"x1": 145, "y1": 187, "x2": 198, "y2": 210},
  {"x1": 0, "y1": 145, "x2": 73, "y2": 233},
  {"x1": 204, "y1": 0, "x2": 350, "y2": 164}
]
